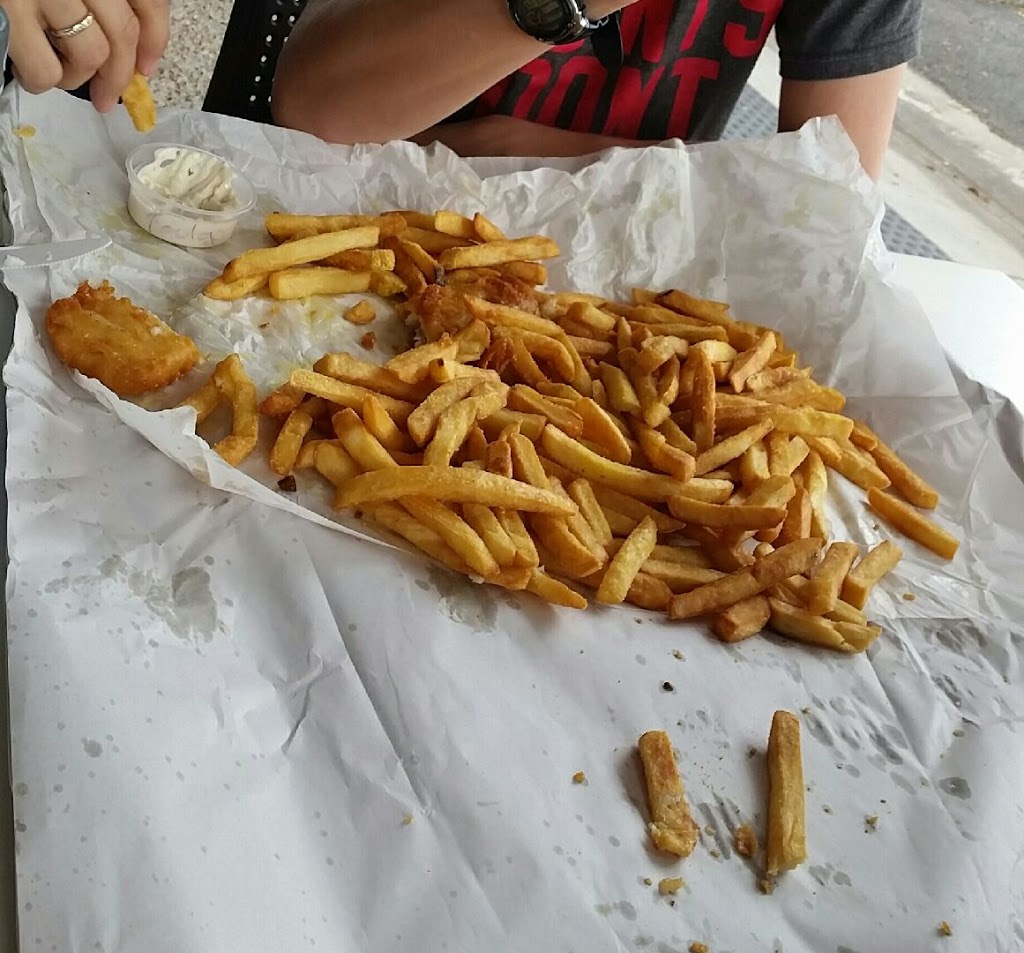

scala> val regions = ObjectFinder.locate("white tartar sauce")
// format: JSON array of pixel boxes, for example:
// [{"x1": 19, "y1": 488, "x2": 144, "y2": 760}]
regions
[{"x1": 137, "y1": 147, "x2": 237, "y2": 211}]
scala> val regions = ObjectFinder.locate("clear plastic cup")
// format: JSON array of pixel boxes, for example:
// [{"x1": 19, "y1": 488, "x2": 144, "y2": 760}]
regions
[{"x1": 126, "y1": 142, "x2": 256, "y2": 248}]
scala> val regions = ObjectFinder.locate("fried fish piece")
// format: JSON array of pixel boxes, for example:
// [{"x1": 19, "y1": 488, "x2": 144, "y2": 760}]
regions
[{"x1": 46, "y1": 281, "x2": 199, "y2": 396}]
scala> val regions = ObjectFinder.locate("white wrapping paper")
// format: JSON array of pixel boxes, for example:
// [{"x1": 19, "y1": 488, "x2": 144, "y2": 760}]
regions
[{"x1": 2, "y1": 89, "x2": 1023, "y2": 953}]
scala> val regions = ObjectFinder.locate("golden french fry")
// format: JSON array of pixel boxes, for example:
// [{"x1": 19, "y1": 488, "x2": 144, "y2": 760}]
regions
[
  {"x1": 867, "y1": 439, "x2": 940, "y2": 509},
  {"x1": 226, "y1": 227, "x2": 379, "y2": 282},
  {"x1": 690, "y1": 346, "x2": 715, "y2": 453},
  {"x1": 848, "y1": 419, "x2": 878, "y2": 450},
  {"x1": 321, "y1": 248, "x2": 396, "y2": 271},
  {"x1": 800, "y1": 449, "x2": 829, "y2": 541},
  {"x1": 332, "y1": 408, "x2": 399, "y2": 471},
  {"x1": 635, "y1": 335, "x2": 689, "y2": 376},
  {"x1": 385, "y1": 336, "x2": 458, "y2": 384},
  {"x1": 497, "y1": 509, "x2": 540, "y2": 567},
  {"x1": 834, "y1": 620, "x2": 882, "y2": 652},
  {"x1": 712, "y1": 594, "x2": 771, "y2": 643},
  {"x1": 122, "y1": 73, "x2": 156, "y2": 132},
  {"x1": 290, "y1": 368, "x2": 415, "y2": 423},
  {"x1": 485, "y1": 437, "x2": 514, "y2": 479},
  {"x1": 497, "y1": 261, "x2": 548, "y2": 285},
  {"x1": 638, "y1": 730, "x2": 699, "y2": 858},
  {"x1": 335, "y1": 466, "x2": 574, "y2": 514},
  {"x1": 804, "y1": 541, "x2": 860, "y2": 615},
  {"x1": 314, "y1": 441, "x2": 362, "y2": 485},
  {"x1": 312, "y1": 352, "x2": 427, "y2": 403},
  {"x1": 866, "y1": 488, "x2": 959, "y2": 560},
  {"x1": 624, "y1": 572, "x2": 673, "y2": 611},
  {"x1": 426, "y1": 384, "x2": 509, "y2": 467},
  {"x1": 746, "y1": 366, "x2": 810, "y2": 392},
  {"x1": 596, "y1": 516, "x2": 657, "y2": 604},
  {"x1": 266, "y1": 212, "x2": 403, "y2": 242},
  {"x1": 768, "y1": 599, "x2": 855, "y2": 652},
  {"x1": 211, "y1": 355, "x2": 258, "y2": 465},
  {"x1": 400, "y1": 226, "x2": 470, "y2": 254},
  {"x1": 361, "y1": 393, "x2": 412, "y2": 452},
  {"x1": 401, "y1": 497, "x2": 499, "y2": 578},
  {"x1": 433, "y1": 210, "x2": 477, "y2": 240},
  {"x1": 473, "y1": 212, "x2": 506, "y2": 243},
  {"x1": 717, "y1": 404, "x2": 853, "y2": 440},
  {"x1": 204, "y1": 273, "x2": 268, "y2": 301},
  {"x1": 363, "y1": 501, "x2": 473, "y2": 577},
  {"x1": 269, "y1": 267, "x2": 373, "y2": 300},
  {"x1": 178, "y1": 376, "x2": 221, "y2": 424},
  {"x1": 633, "y1": 422, "x2": 695, "y2": 482},
  {"x1": 479, "y1": 408, "x2": 546, "y2": 442},
  {"x1": 438, "y1": 236, "x2": 560, "y2": 270},
  {"x1": 841, "y1": 539, "x2": 903, "y2": 609},
  {"x1": 344, "y1": 300, "x2": 376, "y2": 325},
  {"x1": 806, "y1": 436, "x2": 889, "y2": 492},
  {"x1": 668, "y1": 496, "x2": 785, "y2": 530},
  {"x1": 766, "y1": 711, "x2": 807, "y2": 877},
  {"x1": 573, "y1": 397, "x2": 632, "y2": 465},
  {"x1": 463, "y1": 504, "x2": 518, "y2": 568},
  {"x1": 728, "y1": 331, "x2": 776, "y2": 391},
  {"x1": 776, "y1": 486, "x2": 812, "y2": 546},
  {"x1": 269, "y1": 408, "x2": 314, "y2": 475},
  {"x1": 600, "y1": 363, "x2": 642, "y2": 416},
  {"x1": 525, "y1": 570, "x2": 588, "y2": 609},
  {"x1": 640, "y1": 560, "x2": 723, "y2": 592},
  {"x1": 696, "y1": 419, "x2": 774, "y2": 476},
  {"x1": 567, "y1": 479, "x2": 614, "y2": 547},
  {"x1": 542, "y1": 426, "x2": 692, "y2": 502},
  {"x1": 657, "y1": 289, "x2": 731, "y2": 325},
  {"x1": 508, "y1": 385, "x2": 584, "y2": 437}
]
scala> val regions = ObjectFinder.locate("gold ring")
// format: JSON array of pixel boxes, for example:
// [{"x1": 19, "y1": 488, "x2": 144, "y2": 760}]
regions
[{"x1": 47, "y1": 12, "x2": 96, "y2": 40}]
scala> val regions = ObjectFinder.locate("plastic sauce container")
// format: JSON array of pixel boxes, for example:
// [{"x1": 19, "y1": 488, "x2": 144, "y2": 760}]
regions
[{"x1": 126, "y1": 143, "x2": 256, "y2": 248}]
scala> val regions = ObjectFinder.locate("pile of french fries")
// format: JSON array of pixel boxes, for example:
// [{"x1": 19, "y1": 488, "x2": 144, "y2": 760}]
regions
[{"x1": 180, "y1": 207, "x2": 961, "y2": 651}]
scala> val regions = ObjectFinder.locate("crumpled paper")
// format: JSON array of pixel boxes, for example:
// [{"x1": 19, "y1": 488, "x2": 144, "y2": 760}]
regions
[{"x1": 2, "y1": 88, "x2": 1023, "y2": 953}]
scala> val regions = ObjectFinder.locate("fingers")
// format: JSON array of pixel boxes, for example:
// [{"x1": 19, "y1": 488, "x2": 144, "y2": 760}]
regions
[
  {"x1": 5, "y1": 1, "x2": 64, "y2": 94},
  {"x1": 127, "y1": 0, "x2": 167, "y2": 76},
  {"x1": 46, "y1": 5, "x2": 112, "y2": 91},
  {"x1": 83, "y1": 0, "x2": 139, "y2": 111}
]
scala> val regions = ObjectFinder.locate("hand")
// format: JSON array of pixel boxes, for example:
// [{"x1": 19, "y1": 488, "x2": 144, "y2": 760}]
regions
[{"x1": 1, "y1": 0, "x2": 167, "y2": 111}]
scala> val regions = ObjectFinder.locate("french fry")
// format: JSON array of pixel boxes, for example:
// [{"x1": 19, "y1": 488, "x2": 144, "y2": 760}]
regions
[
  {"x1": 728, "y1": 331, "x2": 776, "y2": 391},
  {"x1": 800, "y1": 449, "x2": 829, "y2": 541},
  {"x1": 426, "y1": 385, "x2": 509, "y2": 467},
  {"x1": 178, "y1": 377, "x2": 221, "y2": 424},
  {"x1": 289, "y1": 369, "x2": 415, "y2": 423},
  {"x1": 866, "y1": 488, "x2": 959, "y2": 560},
  {"x1": 804, "y1": 541, "x2": 859, "y2": 615},
  {"x1": 312, "y1": 352, "x2": 428, "y2": 402},
  {"x1": 768, "y1": 599, "x2": 855, "y2": 652},
  {"x1": 641, "y1": 560, "x2": 724, "y2": 592},
  {"x1": 211, "y1": 355, "x2": 258, "y2": 465},
  {"x1": 848, "y1": 419, "x2": 878, "y2": 451},
  {"x1": 400, "y1": 227, "x2": 469, "y2": 254},
  {"x1": 225, "y1": 226, "x2": 380, "y2": 282},
  {"x1": 485, "y1": 438, "x2": 514, "y2": 479},
  {"x1": 712, "y1": 594, "x2": 771, "y2": 643},
  {"x1": 542, "y1": 426, "x2": 692, "y2": 502},
  {"x1": 806, "y1": 437, "x2": 890, "y2": 491},
  {"x1": 204, "y1": 273, "x2": 268, "y2": 301},
  {"x1": 314, "y1": 441, "x2": 362, "y2": 485},
  {"x1": 332, "y1": 408, "x2": 399, "y2": 472},
  {"x1": 600, "y1": 363, "x2": 642, "y2": 416},
  {"x1": 596, "y1": 516, "x2": 657, "y2": 604},
  {"x1": 439, "y1": 237, "x2": 560, "y2": 271},
  {"x1": 746, "y1": 366, "x2": 810, "y2": 392},
  {"x1": 321, "y1": 248, "x2": 396, "y2": 271},
  {"x1": 867, "y1": 439, "x2": 940, "y2": 509},
  {"x1": 361, "y1": 394, "x2": 412, "y2": 453},
  {"x1": 765, "y1": 711, "x2": 807, "y2": 877},
  {"x1": 269, "y1": 267, "x2": 373, "y2": 300},
  {"x1": 633, "y1": 422, "x2": 695, "y2": 481},
  {"x1": 363, "y1": 501, "x2": 473, "y2": 576},
  {"x1": 344, "y1": 300, "x2": 376, "y2": 325},
  {"x1": 463, "y1": 504, "x2": 518, "y2": 567},
  {"x1": 625, "y1": 572, "x2": 674, "y2": 611},
  {"x1": 479, "y1": 408, "x2": 546, "y2": 442},
  {"x1": 386, "y1": 336, "x2": 458, "y2": 384},
  {"x1": 657, "y1": 289, "x2": 731, "y2": 325},
  {"x1": 294, "y1": 439, "x2": 333, "y2": 470},
  {"x1": 717, "y1": 405, "x2": 853, "y2": 440},
  {"x1": 667, "y1": 496, "x2": 786, "y2": 530},
  {"x1": 266, "y1": 212, "x2": 403, "y2": 242},
  {"x1": 270, "y1": 407, "x2": 315, "y2": 475},
  {"x1": 776, "y1": 486, "x2": 811, "y2": 546},
  {"x1": 696, "y1": 419, "x2": 774, "y2": 476},
  {"x1": 122, "y1": 73, "x2": 156, "y2": 132},
  {"x1": 508, "y1": 385, "x2": 584, "y2": 437},
  {"x1": 525, "y1": 570, "x2": 588, "y2": 609},
  {"x1": 334, "y1": 466, "x2": 574, "y2": 514},
  {"x1": 497, "y1": 509, "x2": 540, "y2": 567},
  {"x1": 637, "y1": 730, "x2": 699, "y2": 858},
  {"x1": 690, "y1": 346, "x2": 716, "y2": 452},
  {"x1": 401, "y1": 497, "x2": 499, "y2": 578},
  {"x1": 434, "y1": 210, "x2": 477, "y2": 240},
  {"x1": 841, "y1": 539, "x2": 903, "y2": 609},
  {"x1": 473, "y1": 212, "x2": 506, "y2": 243}
]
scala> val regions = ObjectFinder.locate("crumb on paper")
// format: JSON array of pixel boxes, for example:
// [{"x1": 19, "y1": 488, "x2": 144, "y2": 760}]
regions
[
  {"x1": 760, "y1": 878, "x2": 775, "y2": 895},
  {"x1": 865, "y1": 814, "x2": 879, "y2": 830},
  {"x1": 703, "y1": 824, "x2": 717, "y2": 836},
  {"x1": 709, "y1": 848, "x2": 721, "y2": 858},
  {"x1": 258, "y1": 323, "x2": 270, "y2": 330},
  {"x1": 572, "y1": 771, "x2": 586, "y2": 784},
  {"x1": 659, "y1": 877, "x2": 684, "y2": 896},
  {"x1": 643, "y1": 877, "x2": 653, "y2": 886},
  {"x1": 14, "y1": 126, "x2": 36, "y2": 138},
  {"x1": 689, "y1": 943, "x2": 709, "y2": 953},
  {"x1": 747, "y1": 746, "x2": 757, "y2": 759},
  {"x1": 402, "y1": 813, "x2": 414, "y2": 826},
  {"x1": 822, "y1": 805, "x2": 832, "y2": 814},
  {"x1": 953, "y1": 728, "x2": 965, "y2": 738},
  {"x1": 673, "y1": 649, "x2": 685, "y2": 660},
  {"x1": 801, "y1": 706, "x2": 811, "y2": 714},
  {"x1": 902, "y1": 592, "x2": 916, "y2": 601},
  {"x1": 734, "y1": 824, "x2": 758, "y2": 857},
  {"x1": 360, "y1": 330, "x2": 376, "y2": 350},
  {"x1": 277, "y1": 475, "x2": 297, "y2": 493},
  {"x1": 938, "y1": 921, "x2": 952, "y2": 937},
  {"x1": 662, "y1": 681, "x2": 675, "y2": 692}
]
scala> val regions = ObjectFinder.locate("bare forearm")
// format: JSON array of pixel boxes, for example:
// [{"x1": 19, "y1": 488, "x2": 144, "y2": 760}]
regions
[{"x1": 273, "y1": 0, "x2": 629, "y2": 144}]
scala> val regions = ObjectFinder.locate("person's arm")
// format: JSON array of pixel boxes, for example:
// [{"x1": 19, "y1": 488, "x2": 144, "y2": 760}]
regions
[
  {"x1": 272, "y1": 0, "x2": 633, "y2": 145},
  {"x1": 411, "y1": 114, "x2": 657, "y2": 158},
  {"x1": 778, "y1": 66, "x2": 905, "y2": 181}
]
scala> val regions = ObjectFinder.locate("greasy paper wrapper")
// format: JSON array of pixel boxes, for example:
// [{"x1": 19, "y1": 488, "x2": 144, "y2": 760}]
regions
[{"x1": 2, "y1": 90, "x2": 1023, "y2": 953}]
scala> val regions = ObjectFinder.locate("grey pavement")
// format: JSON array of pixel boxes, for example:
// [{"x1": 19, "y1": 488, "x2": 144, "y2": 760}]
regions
[
  {"x1": 916, "y1": 0, "x2": 1024, "y2": 149},
  {"x1": 149, "y1": 0, "x2": 231, "y2": 111}
]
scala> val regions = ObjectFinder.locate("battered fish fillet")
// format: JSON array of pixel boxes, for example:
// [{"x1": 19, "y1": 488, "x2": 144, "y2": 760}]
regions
[{"x1": 45, "y1": 281, "x2": 200, "y2": 396}]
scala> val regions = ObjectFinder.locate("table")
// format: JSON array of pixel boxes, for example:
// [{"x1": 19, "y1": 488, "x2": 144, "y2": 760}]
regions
[{"x1": 2, "y1": 252, "x2": 1022, "y2": 951}]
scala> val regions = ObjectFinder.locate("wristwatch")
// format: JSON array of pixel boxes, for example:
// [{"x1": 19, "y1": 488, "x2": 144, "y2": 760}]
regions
[{"x1": 507, "y1": 0, "x2": 609, "y2": 45}]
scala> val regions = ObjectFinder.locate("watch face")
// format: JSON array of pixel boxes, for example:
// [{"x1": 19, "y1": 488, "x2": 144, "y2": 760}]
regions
[{"x1": 518, "y1": 0, "x2": 571, "y2": 37}]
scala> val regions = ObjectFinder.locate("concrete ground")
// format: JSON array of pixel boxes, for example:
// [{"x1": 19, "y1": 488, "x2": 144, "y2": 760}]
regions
[{"x1": 148, "y1": 5, "x2": 1024, "y2": 282}]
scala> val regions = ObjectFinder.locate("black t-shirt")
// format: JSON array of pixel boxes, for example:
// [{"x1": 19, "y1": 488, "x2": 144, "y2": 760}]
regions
[{"x1": 451, "y1": 0, "x2": 922, "y2": 142}]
